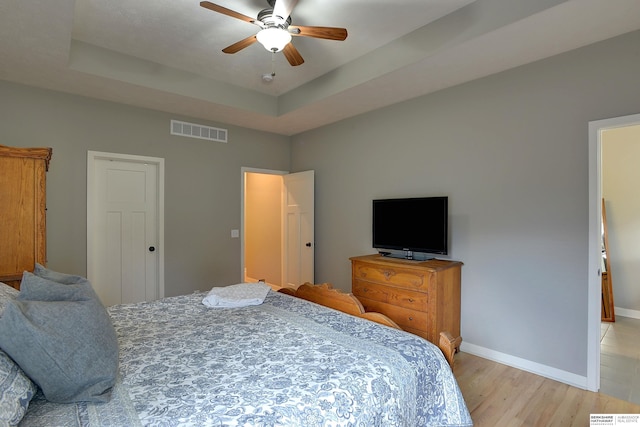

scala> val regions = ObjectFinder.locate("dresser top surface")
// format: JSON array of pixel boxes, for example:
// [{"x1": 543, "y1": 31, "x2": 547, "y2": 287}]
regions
[{"x1": 350, "y1": 254, "x2": 463, "y2": 271}]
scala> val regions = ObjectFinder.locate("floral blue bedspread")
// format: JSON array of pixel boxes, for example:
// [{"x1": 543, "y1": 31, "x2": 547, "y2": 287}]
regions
[{"x1": 23, "y1": 290, "x2": 472, "y2": 426}]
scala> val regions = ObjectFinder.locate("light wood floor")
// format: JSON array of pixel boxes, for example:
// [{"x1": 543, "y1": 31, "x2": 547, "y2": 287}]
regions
[
  {"x1": 600, "y1": 316, "x2": 640, "y2": 404},
  {"x1": 453, "y1": 352, "x2": 640, "y2": 426}
]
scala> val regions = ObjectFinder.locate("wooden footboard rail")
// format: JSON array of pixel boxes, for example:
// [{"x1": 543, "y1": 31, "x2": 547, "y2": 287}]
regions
[
  {"x1": 278, "y1": 283, "x2": 458, "y2": 367},
  {"x1": 278, "y1": 283, "x2": 401, "y2": 330},
  {"x1": 439, "y1": 331, "x2": 462, "y2": 368}
]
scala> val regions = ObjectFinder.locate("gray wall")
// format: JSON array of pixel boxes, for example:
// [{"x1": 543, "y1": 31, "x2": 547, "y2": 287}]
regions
[
  {"x1": 0, "y1": 81, "x2": 291, "y2": 297},
  {"x1": 290, "y1": 30, "x2": 640, "y2": 377}
]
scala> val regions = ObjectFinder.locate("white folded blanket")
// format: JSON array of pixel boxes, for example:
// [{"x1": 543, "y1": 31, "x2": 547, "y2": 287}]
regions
[{"x1": 202, "y1": 283, "x2": 271, "y2": 308}]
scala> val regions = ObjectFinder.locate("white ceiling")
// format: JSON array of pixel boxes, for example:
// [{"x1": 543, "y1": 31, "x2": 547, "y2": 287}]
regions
[{"x1": 2, "y1": 0, "x2": 640, "y2": 136}]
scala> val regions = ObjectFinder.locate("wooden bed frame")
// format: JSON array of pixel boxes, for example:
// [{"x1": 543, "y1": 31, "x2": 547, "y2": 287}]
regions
[{"x1": 278, "y1": 283, "x2": 459, "y2": 367}]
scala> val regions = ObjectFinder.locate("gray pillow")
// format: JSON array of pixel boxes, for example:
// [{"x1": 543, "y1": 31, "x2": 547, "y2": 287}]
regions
[
  {"x1": 33, "y1": 263, "x2": 86, "y2": 285},
  {"x1": 0, "y1": 349, "x2": 37, "y2": 426},
  {"x1": 18, "y1": 271, "x2": 96, "y2": 302},
  {"x1": 0, "y1": 273, "x2": 119, "y2": 403},
  {"x1": 0, "y1": 282, "x2": 19, "y2": 317}
]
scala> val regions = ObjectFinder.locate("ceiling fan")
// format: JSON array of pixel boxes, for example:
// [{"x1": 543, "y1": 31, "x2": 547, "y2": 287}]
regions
[{"x1": 200, "y1": 0, "x2": 348, "y2": 66}]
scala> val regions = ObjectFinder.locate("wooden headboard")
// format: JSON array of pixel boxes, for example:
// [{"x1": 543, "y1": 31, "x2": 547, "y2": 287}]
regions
[{"x1": 278, "y1": 282, "x2": 459, "y2": 367}]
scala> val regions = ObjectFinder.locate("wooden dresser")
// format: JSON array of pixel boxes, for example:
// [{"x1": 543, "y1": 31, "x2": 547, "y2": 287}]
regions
[
  {"x1": 0, "y1": 144, "x2": 52, "y2": 289},
  {"x1": 351, "y1": 254, "x2": 462, "y2": 348}
]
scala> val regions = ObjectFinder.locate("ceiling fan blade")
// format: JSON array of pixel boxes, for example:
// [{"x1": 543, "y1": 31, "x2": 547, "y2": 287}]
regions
[
  {"x1": 282, "y1": 43, "x2": 304, "y2": 66},
  {"x1": 273, "y1": 0, "x2": 298, "y2": 20},
  {"x1": 222, "y1": 35, "x2": 258, "y2": 54},
  {"x1": 200, "y1": 1, "x2": 255, "y2": 24},
  {"x1": 289, "y1": 25, "x2": 348, "y2": 41}
]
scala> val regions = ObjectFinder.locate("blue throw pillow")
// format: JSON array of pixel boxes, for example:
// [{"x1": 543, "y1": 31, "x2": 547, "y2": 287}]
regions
[
  {"x1": 33, "y1": 263, "x2": 86, "y2": 285},
  {"x1": 0, "y1": 282, "x2": 19, "y2": 317},
  {"x1": 0, "y1": 349, "x2": 37, "y2": 426},
  {"x1": 0, "y1": 272, "x2": 119, "y2": 403},
  {"x1": 18, "y1": 271, "x2": 96, "y2": 302}
]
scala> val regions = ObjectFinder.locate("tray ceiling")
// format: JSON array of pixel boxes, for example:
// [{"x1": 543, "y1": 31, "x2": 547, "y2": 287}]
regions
[{"x1": 2, "y1": 0, "x2": 640, "y2": 135}]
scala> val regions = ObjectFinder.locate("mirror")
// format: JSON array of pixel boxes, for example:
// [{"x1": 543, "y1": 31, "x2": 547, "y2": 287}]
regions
[{"x1": 601, "y1": 198, "x2": 615, "y2": 322}]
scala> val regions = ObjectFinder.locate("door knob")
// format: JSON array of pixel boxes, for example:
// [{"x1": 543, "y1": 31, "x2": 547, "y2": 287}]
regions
[
  {"x1": 149, "y1": 246, "x2": 155, "y2": 252},
  {"x1": 305, "y1": 242, "x2": 312, "y2": 247}
]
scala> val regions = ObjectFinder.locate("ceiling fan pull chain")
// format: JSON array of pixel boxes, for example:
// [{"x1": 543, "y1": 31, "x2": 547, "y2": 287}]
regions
[{"x1": 261, "y1": 53, "x2": 277, "y2": 83}]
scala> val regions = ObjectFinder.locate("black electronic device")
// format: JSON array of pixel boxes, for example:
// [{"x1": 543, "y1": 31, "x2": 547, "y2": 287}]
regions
[{"x1": 372, "y1": 196, "x2": 448, "y2": 259}]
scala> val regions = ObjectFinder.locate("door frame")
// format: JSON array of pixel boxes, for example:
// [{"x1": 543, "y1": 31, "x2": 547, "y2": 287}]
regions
[
  {"x1": 87, "y1": 150, "x2": 165, "y2": 300},
  {"x1": 240, "y1": 167, "x2": 288, "y2": 284},
  {"x1": 587, "y1": 112, "x2": 640, "y2": 392}
]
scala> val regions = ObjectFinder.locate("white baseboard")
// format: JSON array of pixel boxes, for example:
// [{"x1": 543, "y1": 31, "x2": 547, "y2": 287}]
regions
[
  {"x1": 245, "y1": 275, "x2": 277, "y2": 289},
  {"x1": 460, "y1": 342, "x2": 588, "y2": 390},
  {"x1": 615, "y1": 307, "x2": 640, "y2": 319}
]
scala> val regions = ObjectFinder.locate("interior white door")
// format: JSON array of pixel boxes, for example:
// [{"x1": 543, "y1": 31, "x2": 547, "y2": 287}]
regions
[
  {"x1": 88, "y1": 153, "x2": 163, "y2": 306},
  {"x1": 283, "y1": 170, "x2": 314, "y2": 287}
]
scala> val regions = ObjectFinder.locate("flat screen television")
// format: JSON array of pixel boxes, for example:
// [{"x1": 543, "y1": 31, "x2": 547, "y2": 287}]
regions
[{"x1": 372, "y1": 196, "x2": 448, "y2": 258}]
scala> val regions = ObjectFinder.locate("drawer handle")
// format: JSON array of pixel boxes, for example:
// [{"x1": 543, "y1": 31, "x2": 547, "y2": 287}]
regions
[
  {"x1": 408, "y1": 298, "x2": 415, "y2": 303},
  {"x1": 382, "y1": 269, "x2": 395, "y2": 280},
  {"x1": 408, "y1": 317, "x2": 414, "y2": 321}
]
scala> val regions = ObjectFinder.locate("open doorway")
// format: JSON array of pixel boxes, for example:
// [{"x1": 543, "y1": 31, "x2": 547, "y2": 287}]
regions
[
  {"x1": 242, "y1": 168, "x2": 287, "y2": 288},
  {"x1": 598, "y1": 123, "x2": 640, "y2": 404},
  {"x1": 588, "y1": 113, "x2": 640, "y2": 395},
  {"x1": 241, "y1": 168, "x2": 315, "y2": 290}
]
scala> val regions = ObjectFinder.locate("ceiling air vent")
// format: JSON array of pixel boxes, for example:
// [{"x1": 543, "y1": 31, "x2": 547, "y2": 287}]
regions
[{"x1": 170, "y1": 120, "x2": 228, "y2": 143}]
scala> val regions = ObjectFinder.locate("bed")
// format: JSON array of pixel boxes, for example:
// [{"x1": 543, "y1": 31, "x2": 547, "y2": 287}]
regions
[{"x1": 0, "y1": 272, "x2": 472, "y2": 427}]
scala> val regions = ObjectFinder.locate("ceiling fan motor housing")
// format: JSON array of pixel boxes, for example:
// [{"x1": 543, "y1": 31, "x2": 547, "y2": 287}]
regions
[{"x1": 257, "y1": 8, "x2": 292, "y2": 29}]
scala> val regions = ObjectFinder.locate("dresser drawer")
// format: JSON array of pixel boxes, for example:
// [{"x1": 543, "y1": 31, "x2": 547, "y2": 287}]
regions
[
  {"x1": 352, "y1": 261, "x2": 432, "y2": 291},
  {"x1": 351, "y1": 254, "x2": 462, "y2": 349},
  {"x1": 352, "y1": 279, "x2": 428, "y2": 311},
  {"x1": 357, "y1": 295, "x2": 429, "y2": 333}
]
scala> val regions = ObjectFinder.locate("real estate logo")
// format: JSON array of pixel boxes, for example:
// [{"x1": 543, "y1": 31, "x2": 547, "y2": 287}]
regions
[{"x1": 590, "y1": 414, "x2": 640, "y2": 426}]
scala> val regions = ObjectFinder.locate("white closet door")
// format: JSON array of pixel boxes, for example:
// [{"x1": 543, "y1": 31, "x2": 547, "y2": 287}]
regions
[
  {"x1": 88, "y1": 152, "x2": 163, "y2": 306},
  {"x1": 283, "y1": 170, "x2": 314, "y2": 287}
]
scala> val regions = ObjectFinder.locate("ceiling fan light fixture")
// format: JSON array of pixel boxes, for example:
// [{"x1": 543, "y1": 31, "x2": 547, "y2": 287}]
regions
[{"x1": 256, "y1": 27, "x2": 291, "y2": 52}]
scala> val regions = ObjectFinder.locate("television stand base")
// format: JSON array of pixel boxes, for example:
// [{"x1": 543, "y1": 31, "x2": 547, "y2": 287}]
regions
[{"x1": 378, "y1": 251, "x2": 434, "y2": 261}]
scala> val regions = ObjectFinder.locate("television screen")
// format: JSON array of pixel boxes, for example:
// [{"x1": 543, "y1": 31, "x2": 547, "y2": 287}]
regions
[{"x1": 372, "y1": 197, "x2": 448, "y2": 256}]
